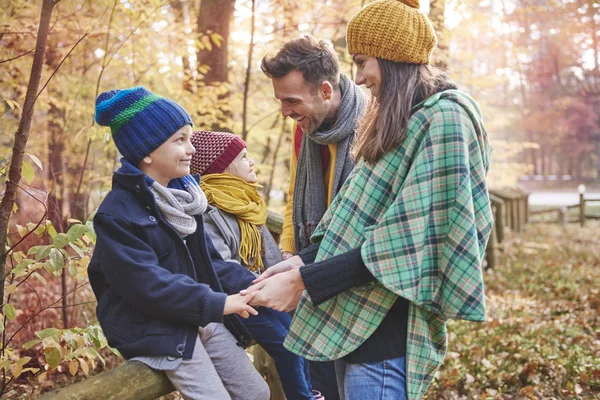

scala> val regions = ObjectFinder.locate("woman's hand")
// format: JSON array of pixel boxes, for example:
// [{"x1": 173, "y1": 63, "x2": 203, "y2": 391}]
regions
[
  {"x1": 252, "y1": 255, "x2": 304, "y2": 284},
  {"x1": 282, "y1": 251, "x2": 294, "y2": 260},
  {"x1": 241, "y1": 269, "x2": 305, "y2": 312},
  {"x1": 224, "y1": 292, "x2": 258, "y2": 318}
]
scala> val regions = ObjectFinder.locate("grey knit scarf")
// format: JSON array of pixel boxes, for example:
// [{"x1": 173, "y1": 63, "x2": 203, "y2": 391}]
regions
[
  {"x1": 150, "y1": 181, "x2": 208, "y2": 237},
  {"x1": 292, "y1": 74, "x2": 367, "y2": 251}
]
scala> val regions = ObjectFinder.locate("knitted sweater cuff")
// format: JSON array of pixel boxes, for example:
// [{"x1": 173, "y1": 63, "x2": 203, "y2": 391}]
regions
[
  {"x1": 201, "y1": 292, "x2": 227, "y2": 326},
  {"x1": 281, "y1": 237, "x2": 295, "y2": 254}
]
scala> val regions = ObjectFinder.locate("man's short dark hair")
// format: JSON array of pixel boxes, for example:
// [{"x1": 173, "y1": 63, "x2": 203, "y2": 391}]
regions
[{"x1": 261, "y1": 36, "x2": 340, "y2": 90}]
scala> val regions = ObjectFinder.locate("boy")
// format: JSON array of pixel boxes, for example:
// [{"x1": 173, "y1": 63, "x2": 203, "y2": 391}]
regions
[{"x1": 88, "y1": 86, "x2": 270, "y2": 400}]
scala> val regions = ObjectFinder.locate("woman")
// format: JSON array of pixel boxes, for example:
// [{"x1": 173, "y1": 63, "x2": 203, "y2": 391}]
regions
[{"x1": 242, "y1": 0, "x2": 494, "y2": 399}]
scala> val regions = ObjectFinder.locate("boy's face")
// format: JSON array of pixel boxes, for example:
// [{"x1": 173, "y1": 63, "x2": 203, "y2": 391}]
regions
[
  {"x1": 139, "y1": 125, "x2": 195, "y2": 186},
  {"x1": 225, "y1": 149, "x2": 257, "y2": 183}
]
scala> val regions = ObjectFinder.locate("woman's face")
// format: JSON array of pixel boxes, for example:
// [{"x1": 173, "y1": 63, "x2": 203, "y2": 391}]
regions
[
  {"x1": 352, "y1": 54, "x2": 382, "y2": 98},
  {"x1": 225, "y1": 148, "x2": 258, "y2": 183}
]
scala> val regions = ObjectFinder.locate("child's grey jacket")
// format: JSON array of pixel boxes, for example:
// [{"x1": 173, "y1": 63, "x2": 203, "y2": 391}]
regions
[{"x1": 203, "y1": 205, "x2": 283, "y2": 272}]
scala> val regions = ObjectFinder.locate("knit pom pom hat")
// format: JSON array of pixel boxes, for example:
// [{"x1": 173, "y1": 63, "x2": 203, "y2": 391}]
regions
[
  {"x1": 190, "y1": 130, "x2": 246, "y2": 176},
  {"x1": 347, "y1": 0, "x2": 437, "y2": 65},
  {"x1": 95, "y1": 86, "x2": 193, "y2": 165}
]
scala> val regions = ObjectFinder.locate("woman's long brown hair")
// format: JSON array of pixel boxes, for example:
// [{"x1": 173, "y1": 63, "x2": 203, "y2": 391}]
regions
[{"x1": 352, "y1": 61, "x2": 456, "y2": 164}]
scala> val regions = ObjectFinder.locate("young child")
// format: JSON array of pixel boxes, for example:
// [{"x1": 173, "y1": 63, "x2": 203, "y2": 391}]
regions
[
  {"x1": 88, "y1": 87, "x2": 270, "y2": 400},
  {"x1": 190, "y1": 130, "x2": 316, "y2": 400}
]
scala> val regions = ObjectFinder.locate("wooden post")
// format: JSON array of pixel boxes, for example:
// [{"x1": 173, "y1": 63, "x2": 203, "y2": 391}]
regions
[
  {"x1": 512, "y1": 198, "x2": 519, "y2": 232},
  {"x1": 557, "y1": 207, "x2": 567, "y2": 226},
  {"x1": 580, "y1": 193, "x2": 586, "y2": 227},
  {"x1": 485, "y1": 205, "x2": 498, "y2": 269},
  {"x1": 495, "y1": 202, "x2": 505, "y2": 244}
]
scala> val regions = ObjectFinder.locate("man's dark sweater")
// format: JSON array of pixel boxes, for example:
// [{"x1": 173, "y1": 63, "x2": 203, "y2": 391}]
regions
[{"x1": 297, "y1": 244, "x2": 408, "y2": 363}]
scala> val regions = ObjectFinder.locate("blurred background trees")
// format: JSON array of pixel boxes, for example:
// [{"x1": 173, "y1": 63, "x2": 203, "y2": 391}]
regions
[{"x1": 0, "y1": 0, "x2": 598, "y2": 397}]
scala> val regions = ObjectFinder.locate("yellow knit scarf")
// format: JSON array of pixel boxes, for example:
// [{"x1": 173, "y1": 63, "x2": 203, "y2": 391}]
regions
[{"x1": 200, "y1": 173, "x2": 267, "y2": 272}]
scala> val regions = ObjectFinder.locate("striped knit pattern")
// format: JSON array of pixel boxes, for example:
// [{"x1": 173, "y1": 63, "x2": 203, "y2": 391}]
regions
[
  {"x1": 283, "y1": 90, "x2": 493, "y2": 400},
  {"x1": 347, "y1": 0, "x2": 437, "y2": 65},
  {"x1": 95, "y1": 86, "x2": 193, "y2": 165},
  {"x1": 190, "y1": 130, "x2": 246, "y2": 176}
]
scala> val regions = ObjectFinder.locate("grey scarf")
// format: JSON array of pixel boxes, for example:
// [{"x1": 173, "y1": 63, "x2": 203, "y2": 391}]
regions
[
  {"x1": 150, "y1": 181, "x2": 208, "y2": 237},
  {"x1": 292, "y1": 74, "x2": 367, "y2": 251}
]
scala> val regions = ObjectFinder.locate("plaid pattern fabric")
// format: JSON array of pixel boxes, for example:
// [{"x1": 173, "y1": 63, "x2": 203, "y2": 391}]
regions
[{"x1": 284, "y1": 90, "x2": 493, "y2": 400}]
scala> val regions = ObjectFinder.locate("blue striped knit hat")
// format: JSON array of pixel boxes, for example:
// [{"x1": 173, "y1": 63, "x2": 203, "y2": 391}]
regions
[{"x1": 95, "y1": 86, "x2": 193, "y2": 165}]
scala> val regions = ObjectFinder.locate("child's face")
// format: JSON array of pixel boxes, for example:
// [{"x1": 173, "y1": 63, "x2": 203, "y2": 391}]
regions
[
  {"x1": 225, "y1": 149, "x2": 257, "y2": 183},
  {"x1": 139, "y1": 125, "x2": 195, "y2": 186}
]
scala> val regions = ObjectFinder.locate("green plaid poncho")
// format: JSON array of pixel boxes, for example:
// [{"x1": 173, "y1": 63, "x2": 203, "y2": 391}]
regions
[{"x1": 284, "y1": 90, "x2": 493, "y2": 400}]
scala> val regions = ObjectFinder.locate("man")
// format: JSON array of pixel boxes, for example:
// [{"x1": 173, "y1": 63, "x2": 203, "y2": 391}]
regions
[{"x1": 261, "y1": 35, "x2": 367, "y2": 400}]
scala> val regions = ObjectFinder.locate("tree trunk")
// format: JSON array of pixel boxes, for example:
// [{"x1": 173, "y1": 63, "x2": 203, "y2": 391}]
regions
[
  {"x1": 264, "y1": 119, "x2": 287, "y2": 207},
  {"x1": 241, "y1": 0, "x2": 256, "y2": 141},
  {"x1": 0, "y1": 0, "x2": 57, "y2": 308},
  {"x1": 196, "y1": 0, "x2": 235, "y2": 85},
  {"x1": 170, "y1": 0, "x2": 194, "y2": 92},
  {"x1": 429, "y1": 0, "x2": 448, "y2": 71}
]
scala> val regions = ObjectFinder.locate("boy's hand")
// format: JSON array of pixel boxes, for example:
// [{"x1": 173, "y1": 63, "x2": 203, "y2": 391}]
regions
[{"x1": 224, "y1": 292, "x2": 258, "y2": 319}]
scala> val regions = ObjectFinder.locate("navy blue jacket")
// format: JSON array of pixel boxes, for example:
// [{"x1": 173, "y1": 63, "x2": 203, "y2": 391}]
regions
[{"x1": 88, "y1": 170, "x2": 255, "y2": 360}]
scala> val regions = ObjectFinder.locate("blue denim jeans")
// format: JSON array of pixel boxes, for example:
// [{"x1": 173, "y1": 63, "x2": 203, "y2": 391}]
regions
[
  {"x1": 334, "y1": 357, "x2": 407, "y2": 400},
  {"x1": 242, "y1": 307, "x2": 313, "y2": 400}
]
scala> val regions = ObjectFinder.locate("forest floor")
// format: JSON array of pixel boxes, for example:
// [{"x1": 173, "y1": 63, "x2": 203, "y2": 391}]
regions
[{"x1": 427, "y1": 221, "x2": 600, "y2": 399}]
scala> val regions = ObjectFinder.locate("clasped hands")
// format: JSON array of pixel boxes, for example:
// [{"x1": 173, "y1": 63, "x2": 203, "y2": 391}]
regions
[{"x1": 239, "y1": 255, "x2": 306, "y2": 312}]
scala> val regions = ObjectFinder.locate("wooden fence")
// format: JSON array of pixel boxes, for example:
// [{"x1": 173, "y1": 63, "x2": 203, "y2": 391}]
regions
[
  {"x1": 528, "y1": 193, "x2": 600, "y2": 226},
  {"x1": 485, "y1": 187, "x2": 530, "y2": 269}
]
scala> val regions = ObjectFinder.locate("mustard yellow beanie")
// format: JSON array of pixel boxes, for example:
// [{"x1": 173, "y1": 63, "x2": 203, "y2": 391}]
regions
[{"x1": 347, "y1": 0, "x2": 437, "y2": 65}]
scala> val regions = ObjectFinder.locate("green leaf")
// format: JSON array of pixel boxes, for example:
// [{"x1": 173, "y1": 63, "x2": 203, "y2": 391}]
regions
[
  {"x1": 16, "y1": 356, "x2": 31, "y2": 366},
  {"x1": 4, "y1": 304, "x2": 16, "y2": 321},
  {"x1": 49, "y1": 248, "x2": 64, "y2": 272},
  {"x1": 23, "y1": 339, "x2": 41, "y2": 350},
  {"x1": 68, "y1": 262, "x2": 77, "y2": 277},
  {"x1": 36, "y1": 328, "x2": 61, "y2": 340},
  {"x1": 0, "y1": 360, "x2": 10, "y2": 371},
  {"x1": 32, "y1": 272, "x2": 47, "y2": 286},
  {"x1": 11, "y1": 259, "x2": 35, "y2": 278},
  {"x1": 21, "y1": 160, "x2": 34, "y2": 184},
  {"x1": 46, "y1": 222, "x2": 57, "y2": 239},
  {"x1": 53, "y1": 233, "x2": 69, "y2": 249},
  {"x1": 12, "y1": 251, "x2": 24, "y2": 263},
  {"x1": 6, "y1": 99, "x2": 21, "y2": 111},
  {"x1": 26, "y1": 153, "x2": 43, "y2": 170},
  {"x1": 67, "y1": 224, "x2": 87, "y2": 243},
  {"x1": 44, "y1": 346, "x2": 62, "y2": 369},
  {"x1": 69, "y1": 242, "x2": 84, "y2": 258},
  {"x1": 28, "y1": 245, "x2": 51, "y2": 261},
  {"x1": 16, "y1": 224, "x2": 27, "y2": 238}
]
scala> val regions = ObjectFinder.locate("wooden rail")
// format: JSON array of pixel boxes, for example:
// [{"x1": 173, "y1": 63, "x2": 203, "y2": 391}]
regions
[{"x1": 528, "y1": 195, "x2": 600, "y2": 226}]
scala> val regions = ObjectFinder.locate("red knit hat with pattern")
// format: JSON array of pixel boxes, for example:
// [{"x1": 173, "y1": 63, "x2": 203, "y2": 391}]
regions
[{"x1": 190, "y1": 130, "x2": 247, "y2": 175}]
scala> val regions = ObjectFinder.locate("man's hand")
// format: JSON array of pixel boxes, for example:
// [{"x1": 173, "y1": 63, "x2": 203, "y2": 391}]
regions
[
  {"x1": 224, "y1": 292, "x2": 258, "y2": 318},
  {"x1": 242, "y1": 269, "x2": 305, "y2": 312},
  {"x1": 253, "y1": 255, "x2": 304, "y2": 284}
]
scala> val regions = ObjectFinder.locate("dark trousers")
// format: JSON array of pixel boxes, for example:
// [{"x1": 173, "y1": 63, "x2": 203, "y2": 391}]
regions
[
  {"x1": 310, "y1": 360, "x2": 340, "y2": 400},
  {"x1": 242, "y1": 307, "x2": 313, "y2": 400}
]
